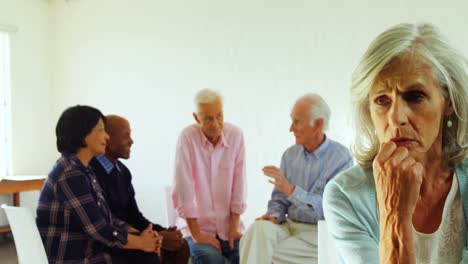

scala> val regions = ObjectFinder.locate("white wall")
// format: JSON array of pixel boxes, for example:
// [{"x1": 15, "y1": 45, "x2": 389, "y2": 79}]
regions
[
  {"x1": 0, "y1": 0, "x2": 55, "y2": 225},
  {"x1": 48, "y1": 0, "x2": 468, "y2": 227}
]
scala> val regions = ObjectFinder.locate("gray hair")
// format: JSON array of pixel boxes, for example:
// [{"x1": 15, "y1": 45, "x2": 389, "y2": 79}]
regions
[
  {"x1": 194, "y1": 88, "x2": 223, "y2": 114},
  {"x1": 296, "y1": 93, "x2": 331, "y2": 131},
  {"x1": 352, "y1": 23, "x2": 468, "y2": 168}
]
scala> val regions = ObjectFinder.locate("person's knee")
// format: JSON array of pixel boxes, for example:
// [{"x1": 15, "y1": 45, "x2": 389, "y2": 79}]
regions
[
  {"x1": 161, "y1": 241, "x2": 190, "y2": 263},
  {"x1": 188, "y1": 242, "x2": 225, "y2": 264},
  {"x1": 192, "y1": 247, "x2": 225, "y2": 264},
  {"x1": 246, "y1": 220, "x2": 276, "y2": 236},
  {"x1": 241, "y1": 220, "x2": 277, "y2": 250}
]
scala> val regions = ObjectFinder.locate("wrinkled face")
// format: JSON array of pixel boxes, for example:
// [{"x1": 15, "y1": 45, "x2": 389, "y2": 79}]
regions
[
  {"x1": 84, "y1": 118, "x2": 109, "y2": 156},
  {"x1": 369, "y1": 54, "x2": 451, "y2": 157},
  {"x1": 289, "y1": 101, "x2": 321, "y2": 146},
  {"x1": 195, "y1": 98, "x2": 224, "y2": 143},
  {"x1": 107, "y1": 120, "x2": 134, "y2": 160}
]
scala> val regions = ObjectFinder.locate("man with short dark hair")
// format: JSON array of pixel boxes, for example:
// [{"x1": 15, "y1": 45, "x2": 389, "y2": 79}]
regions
[{"x1": 91, "y1": 115, "x2": 190, "y2": 264}]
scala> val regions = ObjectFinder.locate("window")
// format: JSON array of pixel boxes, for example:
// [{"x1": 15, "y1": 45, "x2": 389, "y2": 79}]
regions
[{"x1": 0, "y1": 31, "x2": 12, "y2": 179}]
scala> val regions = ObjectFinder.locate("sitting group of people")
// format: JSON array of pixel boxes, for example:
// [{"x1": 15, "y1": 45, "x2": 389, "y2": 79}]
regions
[
  {"x1": 36, "y1": 109, "x2": 190, "y2": 264},
  {"x1": 35, "y1": 22, "x2": 468, "y2": 264}
]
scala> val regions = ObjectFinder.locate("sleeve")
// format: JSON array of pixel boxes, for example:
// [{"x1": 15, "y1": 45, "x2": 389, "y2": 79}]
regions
[
  {"x1": 124, "y1": 167, "x2": 167, "y2": 232},
  {"x1": 266, "y1": 152, "x2": 291, "y2": 223},
  {"x1": 111, "y1": 214, "x2": 132, "y2": 231},
  {"x1": 230, "y1": 131, "x2": 247, "y2": 214},
  {"x1": 172, "y1": 132, "x2": 198, "y2": 218},
  {"x1": 323, "y1": 179, "x2": 379, "y2": 264},
  {"x1": 288, "y1": 156, "x2": 354, "y2": 212},
  {"x1": 56, "y1": 169, "x2": 128, "y2": 248}
]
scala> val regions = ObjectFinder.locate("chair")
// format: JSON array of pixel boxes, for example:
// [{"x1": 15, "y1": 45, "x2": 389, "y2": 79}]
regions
[
  {"x1": 318, "y1": 220, "x2": 339, "y2": 264},
  {"x1": 1, "y1": 204, "x2": 48, "y2": 264}
]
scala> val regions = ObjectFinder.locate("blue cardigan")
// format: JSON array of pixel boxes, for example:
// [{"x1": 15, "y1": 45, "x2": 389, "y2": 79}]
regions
[{"x1": 323, "y1": 159, "x2": 468, "y2": 263}]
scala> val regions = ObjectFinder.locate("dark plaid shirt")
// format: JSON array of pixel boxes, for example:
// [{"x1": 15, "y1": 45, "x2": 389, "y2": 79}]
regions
[{"x1": 36, "y1": 154, "x2": 129, "y2": 264}]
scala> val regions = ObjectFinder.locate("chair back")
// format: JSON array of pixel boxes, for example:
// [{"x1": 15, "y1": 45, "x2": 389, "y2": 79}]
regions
[{"x1": 1, "y1": 204, "x2": 48, "y2": 264}]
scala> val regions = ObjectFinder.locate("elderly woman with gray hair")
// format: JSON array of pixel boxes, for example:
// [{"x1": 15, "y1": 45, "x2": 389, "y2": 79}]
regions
[{"x1": 323, "y1": 23, "x2": 468, "y2": 263}]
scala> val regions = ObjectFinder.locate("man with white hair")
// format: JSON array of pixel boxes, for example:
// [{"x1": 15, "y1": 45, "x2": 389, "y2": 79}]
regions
[
  {"x1": 239, "y1": 94, "x2": 353, "y2": 264},
  {"x1": 172, "y1": 89, "x2": 246, "y2": 264}
]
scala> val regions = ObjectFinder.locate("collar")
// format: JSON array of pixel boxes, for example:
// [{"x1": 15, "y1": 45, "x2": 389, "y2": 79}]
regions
[
  {"x1": 303, "y1": 135, "x2": 330, "y2": 158},
  {"x1": 64, "y1": 153, "x2": 88, "y2": 170},
  {"x1": 96, "y1": 155, "x2": 121, "y2": 174},
  {"x1": 198, "y1": 125, "x2": 230, "y2": 149}
]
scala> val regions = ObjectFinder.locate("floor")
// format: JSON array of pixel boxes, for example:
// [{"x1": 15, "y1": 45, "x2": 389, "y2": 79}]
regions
[{"x1": 0, "y1": 234, "x2": 18, "y2": 264}]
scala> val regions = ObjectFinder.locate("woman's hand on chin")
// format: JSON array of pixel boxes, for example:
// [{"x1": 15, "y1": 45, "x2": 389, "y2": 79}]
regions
[{"x1": 373, "y1": 141, "x2": 424, "y2": 219}]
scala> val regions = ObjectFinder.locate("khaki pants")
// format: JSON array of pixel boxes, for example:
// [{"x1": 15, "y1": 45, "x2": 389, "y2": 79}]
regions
[{"x1": 239, "y1": 219, "x2": 318, "y2": 264}]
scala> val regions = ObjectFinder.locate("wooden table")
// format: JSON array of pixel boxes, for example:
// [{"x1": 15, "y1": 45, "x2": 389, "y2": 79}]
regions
[{"x1": 0, "y1": 178, "x2": 45, "y2": 233}]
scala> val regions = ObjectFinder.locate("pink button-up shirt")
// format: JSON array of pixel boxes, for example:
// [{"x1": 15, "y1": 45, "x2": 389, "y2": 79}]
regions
[{"x1": 172, "y1": 122, "x2": 247, "y2": 240}]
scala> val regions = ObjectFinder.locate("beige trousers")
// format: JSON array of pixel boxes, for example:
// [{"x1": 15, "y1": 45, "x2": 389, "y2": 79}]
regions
[{"x1": 239, "y1": 218, "x2": 318, "y2": 264}]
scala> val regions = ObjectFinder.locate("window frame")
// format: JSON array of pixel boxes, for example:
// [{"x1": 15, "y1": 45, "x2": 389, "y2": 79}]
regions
[{"x1": 0, "y1": 31, "x2": 13, "y2": 179}]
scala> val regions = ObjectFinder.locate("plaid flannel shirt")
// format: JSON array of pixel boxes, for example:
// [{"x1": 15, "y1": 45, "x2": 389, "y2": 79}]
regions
[{"x1": 36, "y1": 154, "x2": 129, "y2": 264}]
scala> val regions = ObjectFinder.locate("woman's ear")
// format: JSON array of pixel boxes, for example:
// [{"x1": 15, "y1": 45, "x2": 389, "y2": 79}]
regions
[{"x1": 444, "y1": 99, "x2": 454, "y2": 116}]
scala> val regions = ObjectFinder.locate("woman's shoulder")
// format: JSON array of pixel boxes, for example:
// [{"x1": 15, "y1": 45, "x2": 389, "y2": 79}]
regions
[
  {"x1": 328, "y1": 165, "x2": 374, "y2": 190},
  {"x1": 49, "y1": 155, "x2": 87, "y2": 182},
  {"x1": 323, "y1": 165, "x2": 379, "y2": 238},
  {"x1": 324, "y1": 165, "x2": 377, "y2": 216}
]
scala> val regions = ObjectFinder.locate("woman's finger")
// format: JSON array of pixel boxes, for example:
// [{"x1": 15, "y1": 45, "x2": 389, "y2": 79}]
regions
[
  {"x1": 387, "y1": 147, "x2": 409, "y2": 167},
  {"x1": 400, "y1": 156, "x2": 416, "y2": 171},
  {"x1": 374, "y1": 142, "x2": 397, "y2": 166}
]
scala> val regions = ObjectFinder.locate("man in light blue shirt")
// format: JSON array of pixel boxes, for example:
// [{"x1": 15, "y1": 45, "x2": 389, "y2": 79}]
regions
[{"x1": 240, "y1": 94, "x2": 353, "y2": 264}]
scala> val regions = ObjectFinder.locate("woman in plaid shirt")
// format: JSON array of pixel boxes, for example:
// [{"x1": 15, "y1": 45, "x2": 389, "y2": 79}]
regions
[{"x1": 36, "y1": 105, "x2": 161, "y2": 264}]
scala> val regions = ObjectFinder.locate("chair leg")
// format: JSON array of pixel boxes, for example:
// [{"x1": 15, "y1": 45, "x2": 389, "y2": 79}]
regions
[{"x1": 13, "y1": 193, "x2": 20, "y2": 206}]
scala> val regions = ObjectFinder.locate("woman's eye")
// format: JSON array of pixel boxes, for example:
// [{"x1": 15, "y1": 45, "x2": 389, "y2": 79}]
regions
[
  {"x1": 404, "y1": 92, "x2": 425, "y2": 103},
  {"x1": 374, "y1": 96, "x2": 390, "y2": 106}
]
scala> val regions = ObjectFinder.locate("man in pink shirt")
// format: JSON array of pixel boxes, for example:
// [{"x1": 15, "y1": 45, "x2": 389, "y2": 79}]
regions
[{"x1": 172, "y1": 88, "x2": 247, "y2": 264}]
